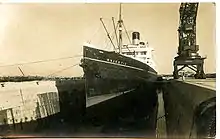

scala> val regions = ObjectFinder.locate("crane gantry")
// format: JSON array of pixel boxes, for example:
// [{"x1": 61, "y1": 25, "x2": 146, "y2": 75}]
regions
[{"x1": 173, "y1": 3, "x2": 206, "y2": 79}]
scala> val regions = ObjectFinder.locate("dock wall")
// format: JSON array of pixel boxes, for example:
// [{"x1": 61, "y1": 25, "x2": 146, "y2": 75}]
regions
[{"x1": 162, "y1": 79, "x2": 216, "y2": 138}]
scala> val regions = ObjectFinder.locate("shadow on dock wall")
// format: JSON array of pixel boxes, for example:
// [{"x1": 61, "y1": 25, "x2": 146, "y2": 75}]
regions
[
  {"x1": 0, "y1": 112, "x2": 61, "y2": 136},
  {"x1": 162, "y1": 80, "x2": 216, "y2": 138},
  {"x1": 55, "y1": 79, "x2": 86, "y2": 126},
  {"x1": 85, "y1": 82, "x2": 158, "y2": 137}
]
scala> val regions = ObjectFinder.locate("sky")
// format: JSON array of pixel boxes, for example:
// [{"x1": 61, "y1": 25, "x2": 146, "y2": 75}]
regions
[{"x1": 0, "y1": 3, "x2": 216, "y2": 77}]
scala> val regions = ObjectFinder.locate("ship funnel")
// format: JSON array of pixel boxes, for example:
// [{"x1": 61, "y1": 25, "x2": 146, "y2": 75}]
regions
[{"x1": 132, "y1": 32, "x2": 140, "y2": 45}]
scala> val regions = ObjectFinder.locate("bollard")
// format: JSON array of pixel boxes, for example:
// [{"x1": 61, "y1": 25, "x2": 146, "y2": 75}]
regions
[{"x1": 182, "y1": 72, "x2": 185, "y2": 81}]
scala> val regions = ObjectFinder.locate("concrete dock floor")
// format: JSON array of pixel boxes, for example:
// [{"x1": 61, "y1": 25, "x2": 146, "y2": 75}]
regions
[{"x1": 177, "y1": 78, "x2": 216, "y2": 91}]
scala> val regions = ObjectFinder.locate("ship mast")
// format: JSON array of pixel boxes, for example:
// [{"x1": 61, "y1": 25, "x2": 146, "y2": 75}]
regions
[
  {"x1": 100, "y1": 3, "x2": 129, "y2": 53},
  {"x1": 118, "y1": 3, "x2": 123, "y2": 54}
]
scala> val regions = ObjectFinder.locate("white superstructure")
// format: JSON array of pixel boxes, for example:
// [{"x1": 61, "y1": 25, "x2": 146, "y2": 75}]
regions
[
  {"x1": 120, "y1": 32, "x2": 157, "y2": 71},
  {"x1": 121, "y1": 43, "x2": 156, "y2": 71}
]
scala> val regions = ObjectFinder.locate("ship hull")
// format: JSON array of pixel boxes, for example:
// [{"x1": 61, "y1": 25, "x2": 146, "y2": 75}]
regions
[{"x1": 80, "y1": 46, "x2": 158, "y2": 97}]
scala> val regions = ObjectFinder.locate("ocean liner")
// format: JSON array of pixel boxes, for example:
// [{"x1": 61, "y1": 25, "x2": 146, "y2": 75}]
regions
[{"x1": 80, "y1": 4, "x2": 158, "y2": 97}]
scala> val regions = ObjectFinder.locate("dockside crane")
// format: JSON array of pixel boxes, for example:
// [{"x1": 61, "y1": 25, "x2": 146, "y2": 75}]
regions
[
  {"x1": 173, "y1": 3, "x2": 206, "y2": 79},
  {"x1": 173, "y1": 3, "x2": 216, "y2": 138}
]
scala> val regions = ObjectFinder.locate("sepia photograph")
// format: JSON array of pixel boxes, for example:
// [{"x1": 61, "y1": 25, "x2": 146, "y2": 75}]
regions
[{"x1": 0, "y1": 1, "x2": 216, "y2": 138}]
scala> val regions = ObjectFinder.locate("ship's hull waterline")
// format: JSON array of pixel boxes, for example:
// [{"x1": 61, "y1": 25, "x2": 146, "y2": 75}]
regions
[{"x1": 80, "y1": 46, "x2": 158, "y2": 97}]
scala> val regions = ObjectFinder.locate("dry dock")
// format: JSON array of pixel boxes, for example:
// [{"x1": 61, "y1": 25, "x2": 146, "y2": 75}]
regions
[{"x1": 0, "y1": 78, "x2": 216, "y2": 138}]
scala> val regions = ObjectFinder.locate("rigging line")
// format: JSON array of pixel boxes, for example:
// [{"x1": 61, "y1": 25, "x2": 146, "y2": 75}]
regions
[
  {"x1": 100, "y1": 18, "x2": 117, "y2": 51},
  {"x1": 88, "y1": 24, "x2": 101, "y2": 43},
  {"x1": 122, "y1": 22, "x2": 132, "y2": 44},
  {"x1": 122, "y1": 22, "x2": 131, "y2": 52},
  {"x1": 102, "y1": 30, "x2": 111, "y2": 50},
  {"x1": 103, "y1": 38, "x2": 111, "y2": 50},
  {"x1": 101, "y1": 18, "x2": 119, "y2": 50},
  {"x1": 96, "y1": 19, "x2": 112, "y2": 46},
  {"x1": 112, "y1": 17, "x2": 119, "y2": 48},
  {"x1": 105, "y1": 31, "x2": 116, "y2": 50},
  {"x1": 47, "y1": 63, "x2": 79, "y2": 77},
  {"x1": 105, "y1": 31, "x2": 115, "y2": 50},
  {"x1": 0, "y1": 55, "x2": 82, "y2": 68},
  {"x1": 104, "y1": 24, "x2": 119, "y2": 50}
]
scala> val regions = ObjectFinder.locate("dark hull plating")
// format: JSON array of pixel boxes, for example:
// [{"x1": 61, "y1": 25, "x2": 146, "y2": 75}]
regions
[{"x1": 80, "y1": 46, "x2": 158, "y2": 97}]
